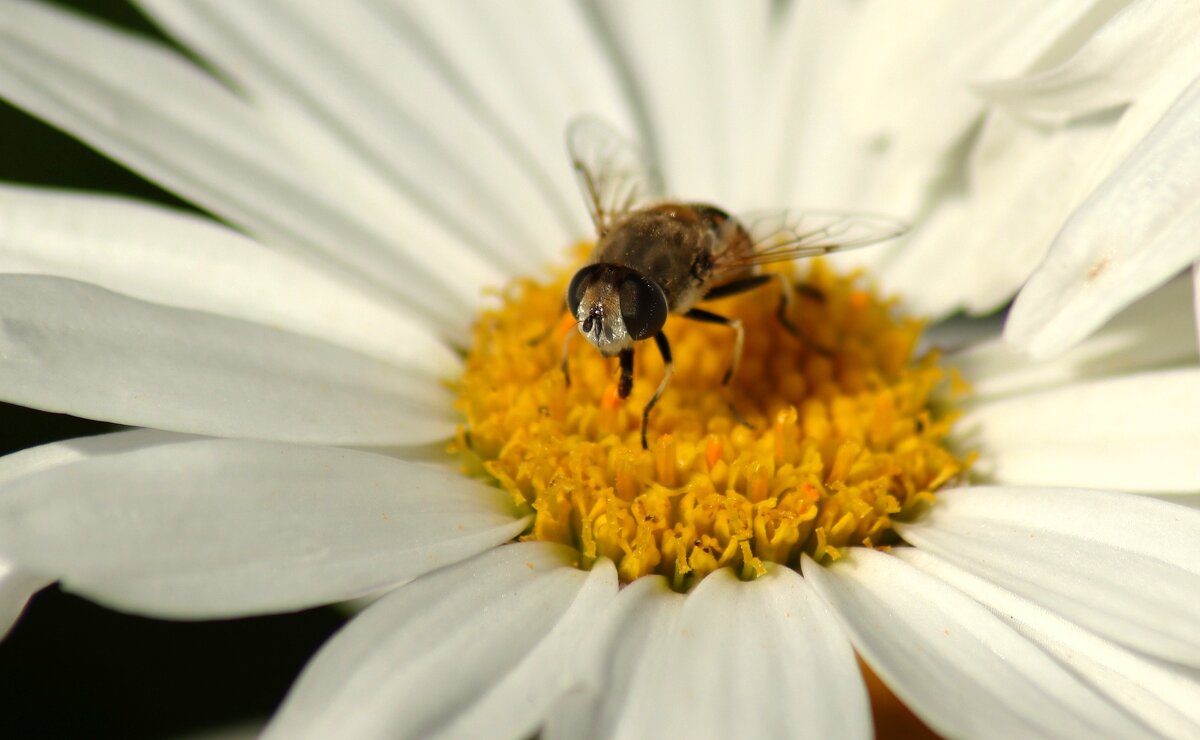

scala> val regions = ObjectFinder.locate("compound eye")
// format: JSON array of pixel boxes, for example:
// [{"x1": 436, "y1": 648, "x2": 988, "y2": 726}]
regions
[
  {"x1": 567, "y1": 265, "x2": 602, "y2": 317},
  {"x1": 619, "y1": 273, "x2": 668, "y2": 340}
]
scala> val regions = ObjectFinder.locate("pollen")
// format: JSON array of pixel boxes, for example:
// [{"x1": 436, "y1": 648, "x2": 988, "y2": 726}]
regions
[{"x1": 453, "y1": 259, "x2": 969, "y2": 589}]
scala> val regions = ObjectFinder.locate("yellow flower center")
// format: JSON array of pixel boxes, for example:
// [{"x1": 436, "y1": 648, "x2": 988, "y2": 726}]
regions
[{"x1": 453, "y1": 256, "x2": 968, "y2": 589}]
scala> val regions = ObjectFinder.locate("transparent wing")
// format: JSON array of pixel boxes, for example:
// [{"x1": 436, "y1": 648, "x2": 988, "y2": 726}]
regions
[
  {"x1": 566, "y1": 116, "x2": 664, "y2": 237},
  {"x1": 713, "y1": 209, "x2": 908, "y2": 276}
]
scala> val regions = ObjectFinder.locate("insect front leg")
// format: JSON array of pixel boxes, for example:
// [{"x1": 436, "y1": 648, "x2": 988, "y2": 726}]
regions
[
  {"x1": 561, "y1": 328, "x2": 577, "y2": 386},
  {"x1": 618, "y1": 347, "x2": 635, "y2": 398},
  {"x1": 641, "y1": 332, "x2": 675, "y2": 450}
]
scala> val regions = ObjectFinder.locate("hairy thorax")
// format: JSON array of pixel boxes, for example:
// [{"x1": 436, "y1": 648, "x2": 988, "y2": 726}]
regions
[{"x1": 592, "y1": 203, "x2": 749, "y2": 314}]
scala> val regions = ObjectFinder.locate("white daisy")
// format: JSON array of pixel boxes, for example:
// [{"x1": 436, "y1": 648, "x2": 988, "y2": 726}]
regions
[{"x1": 0, "y1": 1, "x2": 1198, "y2": 738}]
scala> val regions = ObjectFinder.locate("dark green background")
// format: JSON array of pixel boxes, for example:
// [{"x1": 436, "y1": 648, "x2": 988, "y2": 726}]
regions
[{"x1": 0, "y1": 2, "x2": 345, "y2": 736}]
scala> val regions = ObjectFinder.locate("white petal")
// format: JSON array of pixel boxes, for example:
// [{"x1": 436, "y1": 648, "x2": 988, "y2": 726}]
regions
[
  {"x1": 392, "y1": 0, "x2": 631, "y2": 241},
  {"x1": 137, "y1": 0, "x2": 574, "y2": 271},
  {"x1": 0, "y1": 275, "x2": 456, "y2": 445},
  {"x1": 263, "y1": 543, "x2": 604, "y2": 740},
  {"x1": 435, "y1": 559, "x2": 618, "y2": 739},
  {"x1": 0, "y1": 430, "x2": 184, "y2": 635},
  {"x1": 880, "y1": 6, "x2": 1129, "y2": 297},
  {"x1": 806, "y1": 0, "x2": 1102, "y2": 218},
  {"x1": 614, "y1": 566, "x2": 870, "y2": 740},
  {"x1": 897, "y1": 486, "x2": 1200, "y2": 665},
  {"x1": 872, "y1": 192, "x2": 977, "y2": 317},
  {"x1": 857, "y1": 6, "x2": 1114, "y2": 294},
  {"x1": 541, "y1": 575, "x2": 684, "y2": 740},
  {"x1": 958, "y1": 109, "x2": 1121, "y2": 315},
  {"x1": 591, "y1": 0, "x2": 770, "y2": 207},
  {"x1": 0, "y1": 428, "x2": 190, "y2": 483},
  {"x1": 777, "y1": 0, "x2": 1109, "y2": 219},
  {"x1": 0, "y1": 184, "x2": 458, "y2": 377},
  {"x1": 0, "y1": 437, "x2": 525, "y2": 617},
  {"x1": 760, "y1": 0, "x2": 864, "y2": 210},
  {"x1": 0, "y1": 559, "x2": 46, "y2": 639},
  {"x1": 896, "y1": 547, "x2": 1200, "y2": 738},
  {"x1": 804, "y1": 549, "x2": 1152, "y2": 739},
  {"x1": 0, "y1": 0, "x2": 482, "y2": 333},
  {"x1": 1006, "y1": 72, "x2": 1200, "y2": 358},
  {"x1": 951, "y1": 273, "x2": 1197, "y2": 401},
  {"x1": 960, "y1": 368, "x2": 1200, "y2": 493},
  {"x1": 977, "y1": 0, "x2": 1200, "y2": 123}
]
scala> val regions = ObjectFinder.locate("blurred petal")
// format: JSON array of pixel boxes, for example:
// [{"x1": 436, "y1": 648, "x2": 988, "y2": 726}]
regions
[
  {"x1": 0, "y1": 0, "x2": 483, "y2": 333},
  {"x1": 137, "y1": 0, "x2": 572, "y2": 272},
  {"x1": 804, "y1": 549, "x2": 1151, "y2": 739},
  {"x1": 897, "y1": 486, "x2": 1200, "y2": 664},
  {"x1": 896, "y1": 548, "x2": 1200, "y2": 738},
  {"x1": 873, "y1": 190, "x2": 976, "y2": 317},
  {"x1": 264, "y1": 543, "x2": 609, "y2": 740},
  {"x1": 813, "y1": 0, "x2": 1111, "y2": 218},
  {"x1": 760, "y1": 0, "x2": 863, "y2": 210},
  {"x1": 883, "y1": 1, "x2": 1200, "y2": 318},
  {"x1": 1006, "y1": 72, "x2": 1200, "y2": 358},
  {"x1": 613, "y1": 567, "x2": 870, "y2": 739},
  {"x1": 0, "y1": 437, "x2": 526, "y2": 617},
  {"x1": 0, "y1": 275, "x2": 456, "y2": 445},
  {"x1": 960, "y1": 368, "x2": 1200, "y2": 493},
  {"x1": 392, "y1": 0, "x2": 632, "y2": 240},
  {"x1": 958, "y1": 109, "x2": 1119, "y2": 315},
  {"x1": 951, "y1": 273, "x2": 1197, "y2": 401},
  {"x1": 0, "y1": 184, "x2": 458, "y2": 376},
  {"x1": 590, "y1": 0, "x2": 770, "y2": 206},
  {"x1": 978, "y1": 0, "x2": 1200, "y2": 122}
]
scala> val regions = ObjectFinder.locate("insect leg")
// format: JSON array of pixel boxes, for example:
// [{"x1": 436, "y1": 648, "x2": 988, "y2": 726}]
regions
[
  {"x1": 794, "y1": 281, "x2": 826, "y2": 303},
  {"x1": 684, "y1": 308, "x2": 744, "y2": 385},
  {"x1": 702, "y1": 274, "x2": 773, "y2": 300},
  {"x1": 561, "y1": 329, "x2": 577, "y2": 386},
  {"x1": 704, "y1": 273, "x2": 831, "y2": 354},
  {"x1": 618, "y1": 347, "x2": 635, "y2": 399},
  {"x1": 771, "y1": 272, "x2": 832, "y2": 356},
  {"x1": 642, "y1": 332, "x2": 675, "y2": 450},
  {"x1": 684, "y1": 308, "x2": 755, "y2": 429}
]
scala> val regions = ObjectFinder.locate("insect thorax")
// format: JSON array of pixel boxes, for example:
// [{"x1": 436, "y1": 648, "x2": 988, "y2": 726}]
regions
[{"x1": 593, "y1": 203, "x2": 746, "y2": 313}]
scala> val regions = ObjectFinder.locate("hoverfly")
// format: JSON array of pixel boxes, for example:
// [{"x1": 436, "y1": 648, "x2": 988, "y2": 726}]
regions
[{"x1": 563, "y1": 117, "x2": 907, "y2": 449}]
